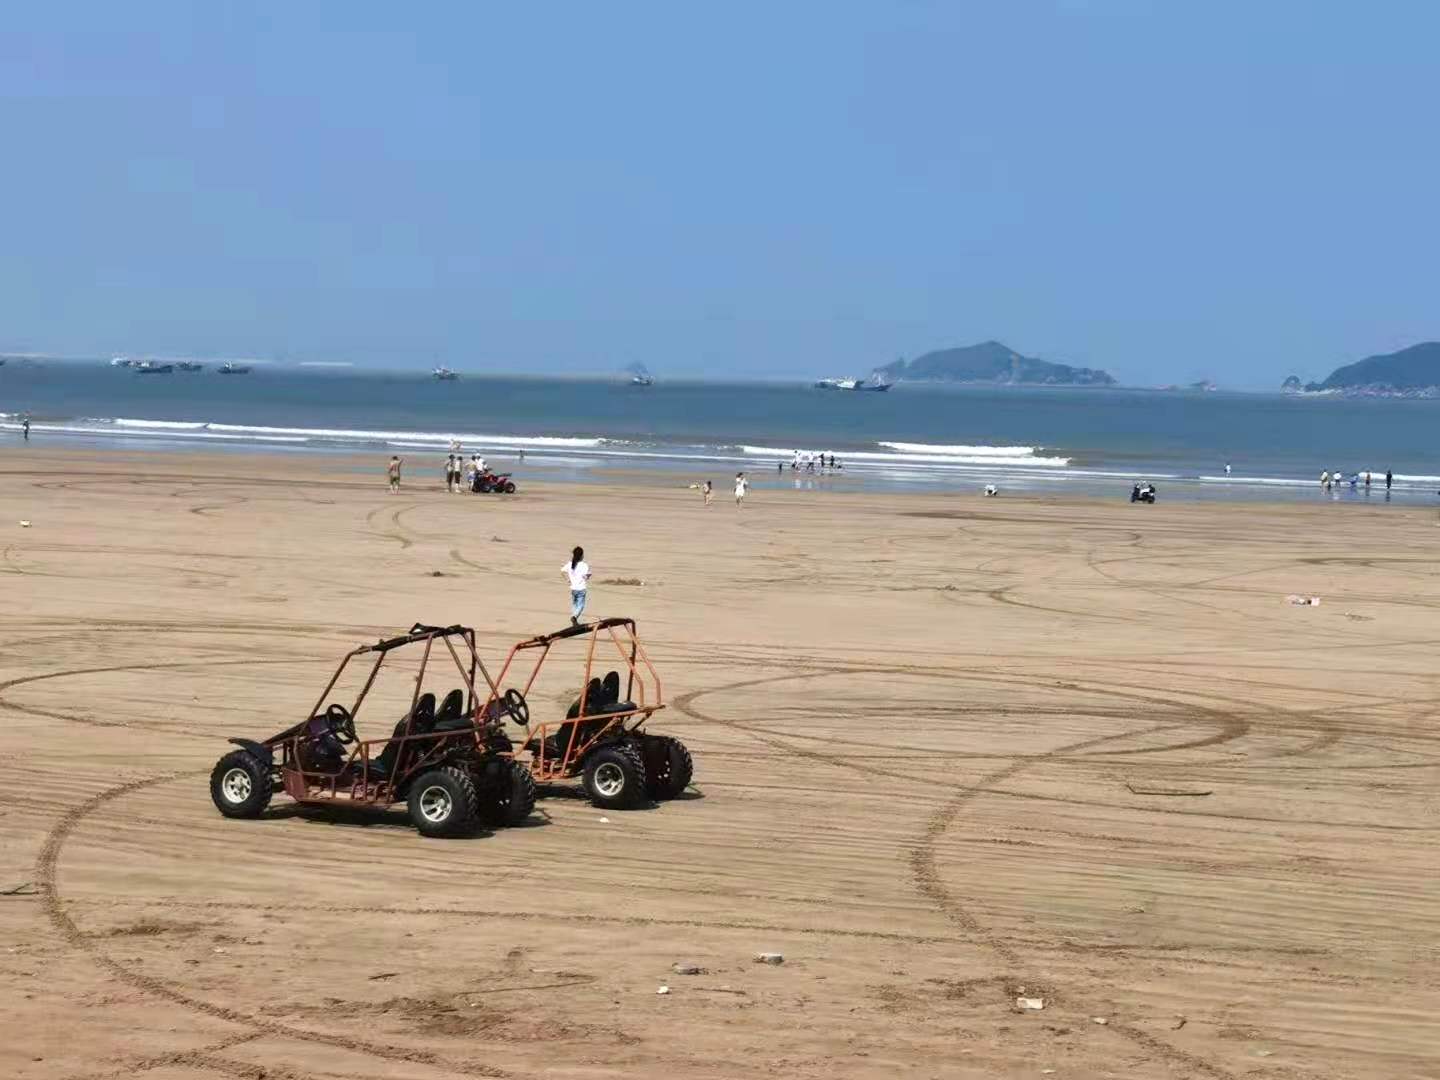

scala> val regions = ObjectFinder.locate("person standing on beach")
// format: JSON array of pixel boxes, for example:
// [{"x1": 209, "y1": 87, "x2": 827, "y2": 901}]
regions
[
  {"x1": 1386, "y1": 469, "x2": 1393, "y2": 491},
  {"x1": 21, "y1": 417, "x2": 30, "y2": 441},
  {"x1": 563, "y1": 546, "x2": 591, "y2": 626},
  {"x1": 1365, "y1": 471, "x2": 1372, "y2": 491},
  {"x1": 387, "y1": 455, "x2": 403, "y2": 492},
  {"x1": 1224, "y1": 461, "x2": 1231, "y2": 476},
  {"x1": 734, "y1": 471, "x2": 749, "y2": 507},
  {"x1": 1321, "y1": 470, "x2": 1329, "y2": 492},
  {"x1": 702, "y1": 480, "x2": 713, "y2": 506}
]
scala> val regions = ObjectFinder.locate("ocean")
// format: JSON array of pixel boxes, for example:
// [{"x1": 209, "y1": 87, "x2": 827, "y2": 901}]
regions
[{"x1": 3, "y1": 362, "x2": 1439, "y2": 501}]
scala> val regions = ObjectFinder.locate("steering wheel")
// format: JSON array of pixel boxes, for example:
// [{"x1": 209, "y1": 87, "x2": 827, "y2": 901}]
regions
[
  {"x1": 502, "y1": 688, "x2": 530, "y2": 727},
  {"x1": 323, "y1": 703, "x2": 357, "y2": 744}
]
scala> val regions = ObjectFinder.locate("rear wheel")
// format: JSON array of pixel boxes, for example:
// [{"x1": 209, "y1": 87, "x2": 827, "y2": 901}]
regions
[
  {"x1": 210, "y1": 751, "x2": 273, "y2": 819},
  {"x1": 643, "y1": 735, "x2": 693, "y2": 800},
  {"x1": 582, "y1": 742, "x2": 648, "y2": 810},
  {"x1": 407, "y1": 766, "x2": 479, "y2": 837}
]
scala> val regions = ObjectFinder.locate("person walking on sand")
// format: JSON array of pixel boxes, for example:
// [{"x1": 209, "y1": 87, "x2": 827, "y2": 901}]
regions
[
  {"x1": 563, "y1": 546, "x2": 591, "y2": 626},
  {"x1": 702, "y1": 480, "x2": 713, "y2": 506},
  {"x1": 734, "y1": 471, "x2": 749, "y2": 507},
  {"x1": 387, "y1": 455, "x2": 403, "y2": 492}
]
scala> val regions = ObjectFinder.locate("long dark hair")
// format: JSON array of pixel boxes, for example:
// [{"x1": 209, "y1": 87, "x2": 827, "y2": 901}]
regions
[{"x1": 571, "y1": 546, "x2": 583, "y2": 568}]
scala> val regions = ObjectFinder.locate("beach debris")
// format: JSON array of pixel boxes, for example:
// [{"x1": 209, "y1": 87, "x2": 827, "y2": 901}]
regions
[
  {"x1": 18, "y1": 520, "x2": 31, "y2": 528},
  {"x1": 597, "y1": 816, "x2": 611, "y2": 824},
  {"x1": 1, "y1": 882, "x2": 37, "y2": 897},
  {"x1": 1126, "y1": 783, "x2": 1212, "y2": 797},
  {"x1": 491, "y1": 536, "x2": 508, "y2": 543},
  {"x1": 1016, "y1": 996, "x2": 1046, "y2": 1011},
  {"x1": 656, "y1": 985, "x2": 670, "y2": 995},
  {"x1": 1173, "y1": 1015, "x2": 1187, "y2": 1030},
  {"x1": 368, "y1": 972, "x2": 399, "y2": 981},
  {"x1": 428, "y1": 570, "x2": 447, "y2": 577},
  {"x1": 600, "y1": 577, "x2": 644, "y2": 586},
  {"x1": 1286, "y1": 595, "x2": 1321, "y2": 606},
  {"x1": 672, "y1": 962, "x2": 705, "y2": 976},
  {"x1": 754, "y1": 952, "x2": 785, "y2": 965},
  {"x1": 1092, "y1": 1016, "x2": 1108, "y2": 1025}
]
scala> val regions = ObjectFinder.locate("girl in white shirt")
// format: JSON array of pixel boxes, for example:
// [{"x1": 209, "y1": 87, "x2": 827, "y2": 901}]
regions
[{"x1": 563, "y1": 546, "x2": 591, "y2": 626}]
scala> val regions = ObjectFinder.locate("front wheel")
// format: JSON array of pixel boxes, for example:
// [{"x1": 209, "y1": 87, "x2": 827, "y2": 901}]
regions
[
  {"x1": 643, "y1": 735, "x2": 693, "y2": 800},
  {"x1": 210, "y1": 751, "x2": 273, "y2": 819},
  {"x1": 478, "y1": 758, "x2": 537, "y2": 827},
  {"x1": 582, "y1": 742, "x2": 648, "y2": 810},
  {"x1": 503, "y1": 481, "x2": 516, "y2": 494},
  {"x1": 407, "y1": 766, "x2": 479, "y2": 837}
]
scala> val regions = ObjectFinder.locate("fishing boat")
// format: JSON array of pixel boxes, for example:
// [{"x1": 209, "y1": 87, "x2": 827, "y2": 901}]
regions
[
  {"x1": 630, "y1": 372, "x2": 654, "y2": 387},
  {"x1": 218, "y1": 362, "x2": 252, "y2": 375},
  {"x1": 110, "y1": 356, "x2": 132, "y2": 368},
  {"x1": 133, "y1": 360, "x2": 175, "y2": 374},
  {"x1": 813, "y1": 377, "x2": 859, "y2": 391},
  {"x1": 176, "y1": 361, "x2": 204, "y2": 372},
  {"x1": 433, "y1": 366, "x2": 459, "y2": 381}
]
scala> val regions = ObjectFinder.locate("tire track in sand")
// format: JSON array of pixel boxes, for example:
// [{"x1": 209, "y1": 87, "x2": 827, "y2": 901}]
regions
[{"x1": 37, "y1": 774, "x2": 509, "y2": 1079}]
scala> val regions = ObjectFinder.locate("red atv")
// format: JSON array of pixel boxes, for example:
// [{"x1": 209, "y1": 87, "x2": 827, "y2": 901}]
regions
[{"x1": 472, "y1": 469, "x2": 516, "y2": 494}]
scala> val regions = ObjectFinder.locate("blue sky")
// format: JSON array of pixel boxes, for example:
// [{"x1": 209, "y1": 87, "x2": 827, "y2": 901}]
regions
[{"x1": 0, "y1": 2, "x2": 1436, "y2": 386}]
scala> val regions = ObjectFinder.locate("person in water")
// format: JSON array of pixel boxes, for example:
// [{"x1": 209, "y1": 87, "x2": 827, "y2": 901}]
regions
[{"x1": 563, "y1": 546, "x2": 591, "y2": 626}]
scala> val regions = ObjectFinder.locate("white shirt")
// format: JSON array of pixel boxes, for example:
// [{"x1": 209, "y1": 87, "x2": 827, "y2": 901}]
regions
[
  {"x1": 563, "y1": 560, "x2": 591, "y2": 591},
  {"x1": 734, "y1": 477, "x2": 748, "y2": 495}
]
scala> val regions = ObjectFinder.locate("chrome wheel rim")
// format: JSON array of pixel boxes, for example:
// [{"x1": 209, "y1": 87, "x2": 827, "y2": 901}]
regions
[
  {"x1": 221, "y1": 768, "x2": 252, "y2": 803},
  {"x1": 418, "y1": 785, "x2": 452, "y2": 823},
  {"x1": 593, "y1": 761, "x2": 625, "y2": 798}
]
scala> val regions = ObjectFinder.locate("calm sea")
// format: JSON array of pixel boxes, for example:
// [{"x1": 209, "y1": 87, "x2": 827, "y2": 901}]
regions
[{"x1": 3, "y1": 362, "x2": 1439, "y2": 501}]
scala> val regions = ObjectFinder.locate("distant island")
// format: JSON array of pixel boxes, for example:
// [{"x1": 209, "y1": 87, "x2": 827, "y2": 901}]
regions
[
  {"x1": 1288, "y1": 342, "x2": 1440, "y2": 398},
  {"x1": 879, "y1": 341, "x2": 1115, "y2": 386}
]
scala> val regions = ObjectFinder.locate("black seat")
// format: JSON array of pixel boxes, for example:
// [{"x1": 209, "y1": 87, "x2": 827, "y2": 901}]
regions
[
  {"x1": 602, "y1": 670, "x2": 621, "y2": 706},
  {"x1": 366, "y1": 693, "x2": 436, "y2": 778},
  {"x1": 433, "y1": 688, "x2": 474, "y2": 732}
]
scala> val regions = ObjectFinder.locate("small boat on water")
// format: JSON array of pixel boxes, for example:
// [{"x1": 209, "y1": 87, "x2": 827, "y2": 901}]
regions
[
  {"x1": 814, "y1": 371, "x2": 892, "y2": 392},
  {"x1": 630, "y1": 372, "x2": 654, "y2": 387},
  {"x1": 218, "y1": 362, "x2": 252, "y2": 375},
  {"x1": 134, "y1": 360, "x2": 175, "y2": 374},
  {"x1": 110, "y1": 356, "x2": 132, "y2": 368},
  {"x1": 433, "y1": 366, "x2": 459, "y2": 381},
  {"x1": 177, "y1": 361, "x2": 204, "y2": 372}
]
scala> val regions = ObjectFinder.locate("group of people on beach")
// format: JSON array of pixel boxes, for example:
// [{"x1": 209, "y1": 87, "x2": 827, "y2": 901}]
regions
[
  {"x1": 444, "y1": 452, "x2": 489, "y2": 493},
  {"x1": 785, "y1": 450, "x2": 841, "y2": 473},
  {"x1": 1321, "y1": 468, "x2": 1392, "y2": 493}
]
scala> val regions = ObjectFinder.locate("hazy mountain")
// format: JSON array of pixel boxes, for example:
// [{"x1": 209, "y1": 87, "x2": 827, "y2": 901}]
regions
[
  {"x1": 1305, "y1": 342, "x2": 1440, "y2": 394},
  {"x1": 890, "y1": 341, "x2": 1115, "y2": 386}
]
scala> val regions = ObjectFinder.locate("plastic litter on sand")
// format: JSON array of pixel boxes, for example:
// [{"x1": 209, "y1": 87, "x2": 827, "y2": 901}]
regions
[{"x1": 1016, "y1": 997, "x2": 1045, "y2": 1011}]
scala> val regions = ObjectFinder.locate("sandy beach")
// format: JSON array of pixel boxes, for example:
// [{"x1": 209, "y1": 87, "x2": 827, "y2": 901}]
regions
[{"x1": 1, "y1": 449, "x2": 1437, "y2": 1080}]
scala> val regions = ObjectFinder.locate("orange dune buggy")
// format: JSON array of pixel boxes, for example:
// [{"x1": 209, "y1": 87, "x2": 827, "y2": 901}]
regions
[
  {"x1": 493, "y1": 617, "x2": 693, "y2": 809},
  {"x1": 209, "y1": 623, "x2": 534, "y2": 837}
]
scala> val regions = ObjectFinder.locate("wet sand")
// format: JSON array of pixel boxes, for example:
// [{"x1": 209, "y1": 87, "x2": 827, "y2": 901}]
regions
[{"x1": 1, "y1": 450, "x2": 1437, "y2": 1079}]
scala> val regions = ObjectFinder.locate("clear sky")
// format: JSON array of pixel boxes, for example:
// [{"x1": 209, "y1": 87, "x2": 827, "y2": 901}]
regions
[{"x1": 1, "y1": 2, "x2": 1436, "y2": 386}]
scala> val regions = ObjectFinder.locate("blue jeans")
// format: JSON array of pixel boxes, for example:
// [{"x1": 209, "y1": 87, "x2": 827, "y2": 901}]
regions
[{"x1": 570, "y1": 589, "x2": 587, "y2": 619}]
